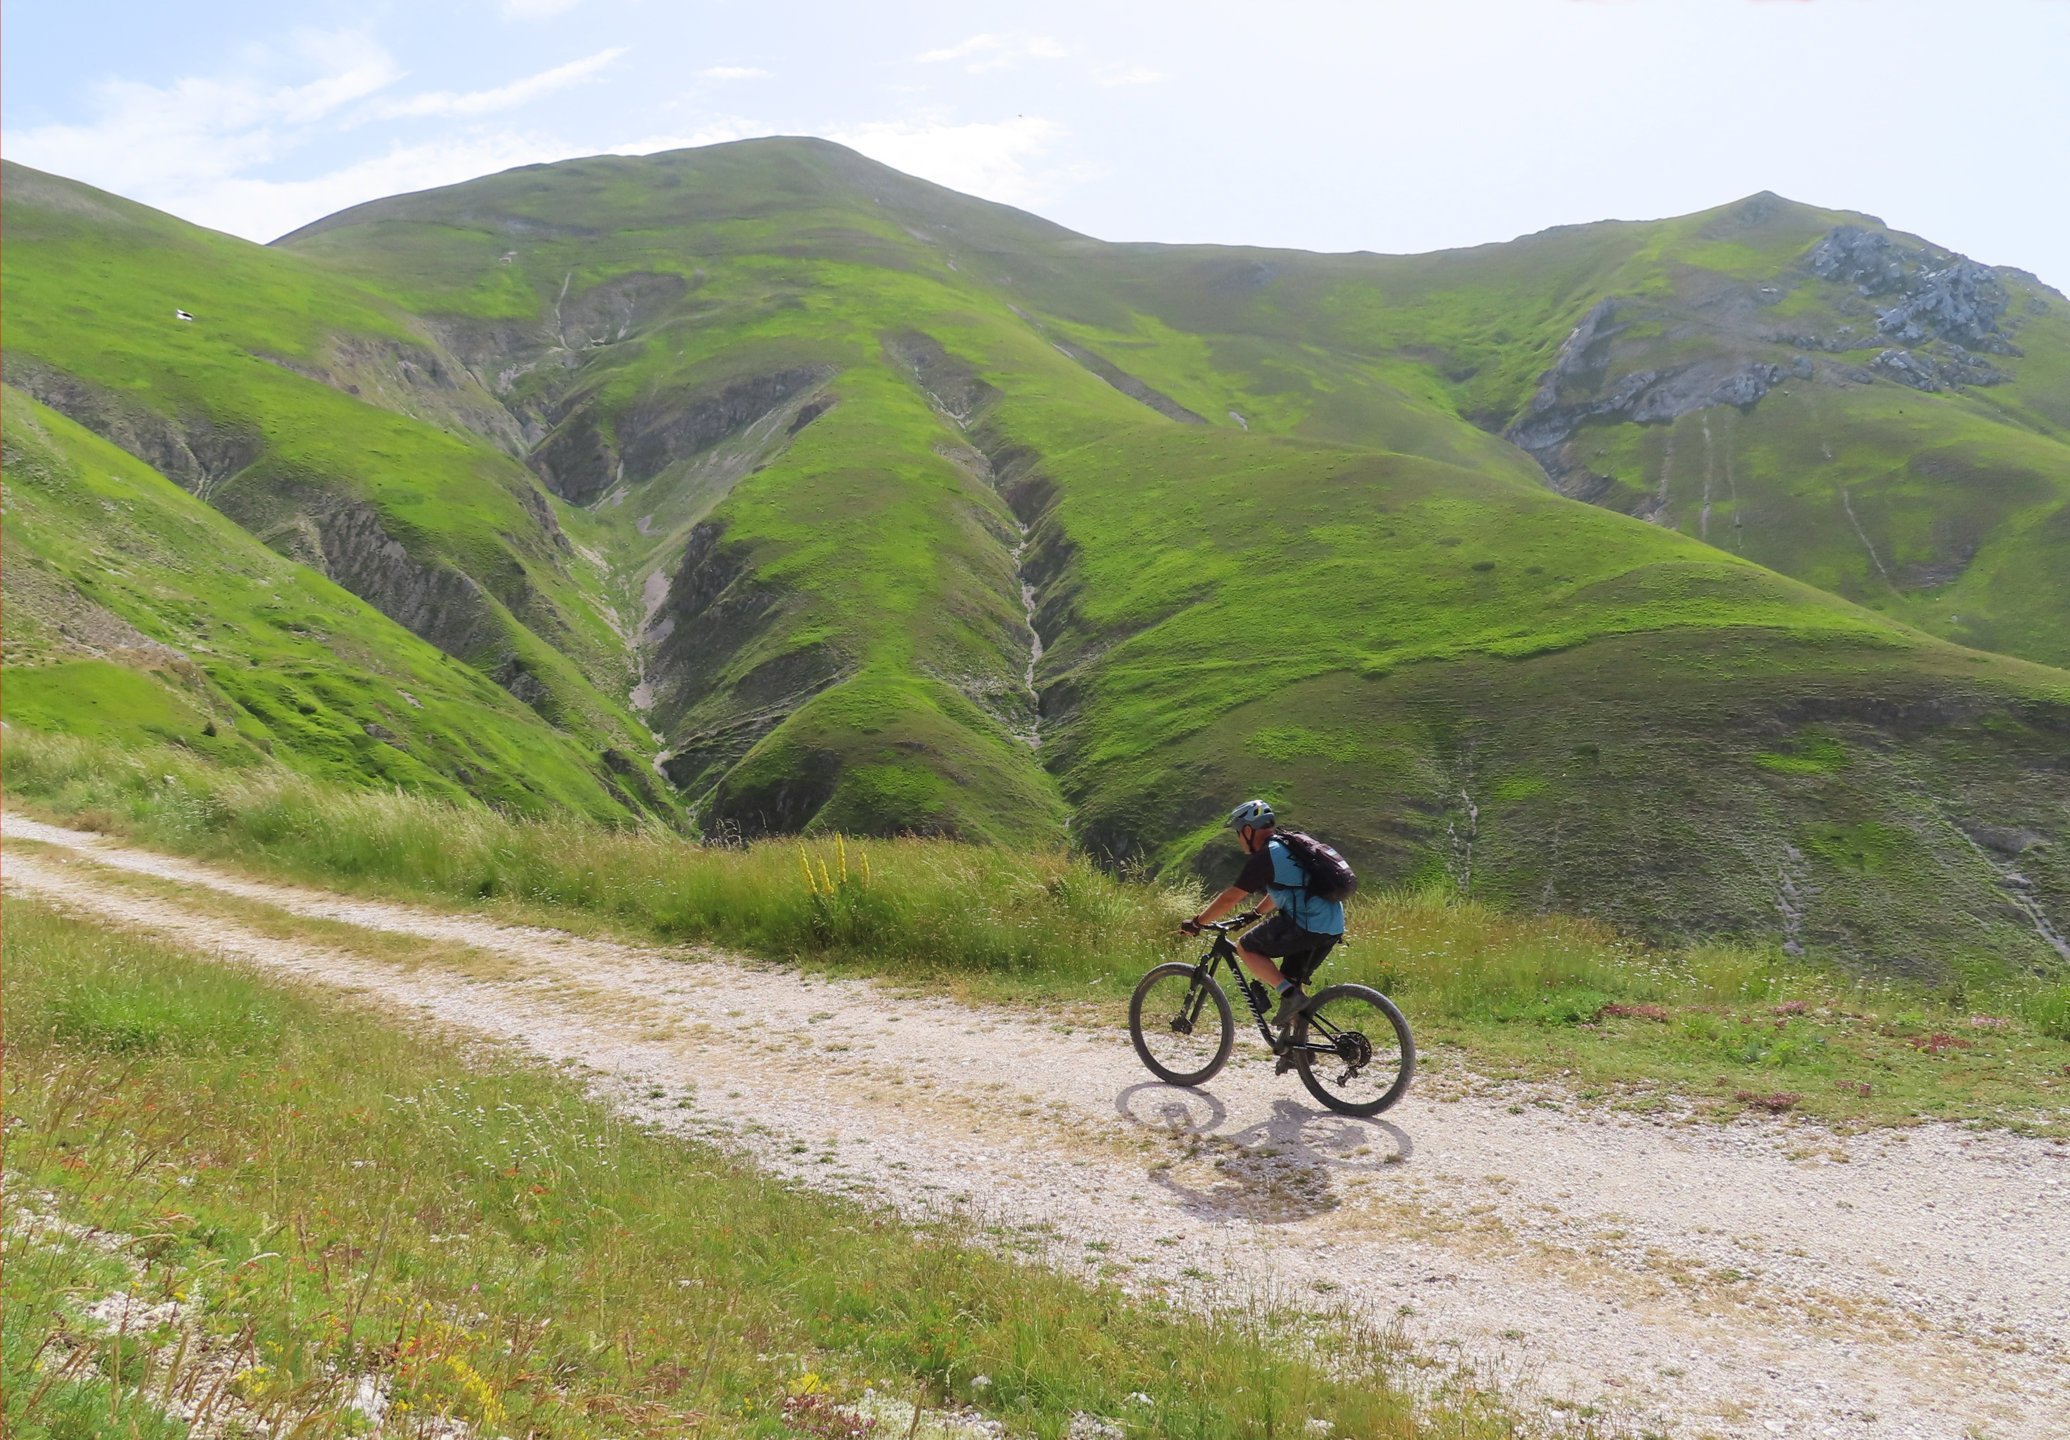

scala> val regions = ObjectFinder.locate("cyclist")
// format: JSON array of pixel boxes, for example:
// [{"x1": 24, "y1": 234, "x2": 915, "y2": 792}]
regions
[{"x1": 1179, "y1": 799, "x2": 1345, "y2": 1037}]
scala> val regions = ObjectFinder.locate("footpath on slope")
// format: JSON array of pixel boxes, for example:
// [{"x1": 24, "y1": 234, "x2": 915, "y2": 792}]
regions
[{"x1": 4, "y1": 815, "x2": 2065, "y2": 1440}]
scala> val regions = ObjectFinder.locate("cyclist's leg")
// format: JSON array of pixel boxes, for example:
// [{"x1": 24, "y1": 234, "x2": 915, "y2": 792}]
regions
[
  {"x1": 1239, "y1": 914, "x2": 1312, "y2": 989},
  {"x1": 1236, "y1": 944, "x2": 1287, "y2": 989},
  {"x1": 1244, "y1": 912, "x2": 1336, "y2": 989},
  {"x1": 1283, "y1": 937, "x2": 1338, "y2": 989}
]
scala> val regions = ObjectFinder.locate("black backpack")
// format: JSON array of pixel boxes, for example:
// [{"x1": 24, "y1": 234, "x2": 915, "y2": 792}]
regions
[{"x1": 1273, "y1": 829, "x2": 1358, "y2": 904}]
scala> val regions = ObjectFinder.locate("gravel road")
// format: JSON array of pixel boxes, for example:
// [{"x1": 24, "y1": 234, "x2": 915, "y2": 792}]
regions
[{"x1": 5, "y1": 815, "x2": 2066, "y2": 1439}]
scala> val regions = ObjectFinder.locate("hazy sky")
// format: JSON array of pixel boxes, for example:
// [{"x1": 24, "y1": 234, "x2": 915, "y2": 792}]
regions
[{"x1": 6, "y1": 1, "x2": 2067, "y2": 287}]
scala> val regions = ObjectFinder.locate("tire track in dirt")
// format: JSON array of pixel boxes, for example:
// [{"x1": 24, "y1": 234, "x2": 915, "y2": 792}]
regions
[{"x1": 5, "y1": 815, "x2": 2066, "y2": 1439}]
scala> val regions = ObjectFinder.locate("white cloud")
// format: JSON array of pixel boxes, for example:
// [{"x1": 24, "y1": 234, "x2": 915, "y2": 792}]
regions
[
  {"x1": 914, "y1": 33, "x2": 1067, "y2": 74},
  {"x1": 1099, "y1": 67, "x2": 1165, "y2": 87},
  {"x1": 5, "y1": 31, "x2": 400, "y2": 196},
  {"x1": 101, "y1": 119, "x2": 758, "y2": 243},
  {"x1": 185, "y1": 133, "x2": 580, "y2": 240},
  {"x1": 699, "y1": 66, "x2": 771, "y2": 81},
  {"x1": 0, "y1": 34, "x2": 682, "y2": 242},
  {"x1": 380, "y1": 48, "x2": 625, "y2": 119},
  {"x1": 825, "y1": 116, "x2": 1070, "y2": 207}
]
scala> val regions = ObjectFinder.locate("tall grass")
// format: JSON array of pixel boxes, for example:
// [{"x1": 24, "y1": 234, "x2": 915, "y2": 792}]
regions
[
  {"x1": 2, "y1": 897, "x2": 1513, "y2": 1440},
  {"x1": 5, "y1": 729, "x2": 1184, "y2": 988},
  {"x1": 9, "y1": 729, "x2": 2067, "y2": 1114}
]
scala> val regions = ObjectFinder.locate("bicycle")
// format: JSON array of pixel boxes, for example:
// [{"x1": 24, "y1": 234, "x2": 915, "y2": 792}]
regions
[{"x1": 1127, "y1": 915, "x2": 1414, "y2": 1116}]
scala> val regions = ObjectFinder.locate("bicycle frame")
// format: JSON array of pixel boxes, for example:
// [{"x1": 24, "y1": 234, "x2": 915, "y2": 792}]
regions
[{"x1": 1190, "y1": 925, "x2": 1352, "y2": 1062}]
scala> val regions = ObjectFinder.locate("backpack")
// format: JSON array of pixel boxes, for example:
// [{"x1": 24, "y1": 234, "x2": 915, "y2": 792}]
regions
[{"x1": 1273, "y1": 829, "x2": 1358, "y2": 904}]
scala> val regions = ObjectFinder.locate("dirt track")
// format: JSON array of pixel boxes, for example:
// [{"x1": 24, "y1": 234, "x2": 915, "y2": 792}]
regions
[{"x1": 5, "y1": 814, "x2": 2066, "y2": 1439}]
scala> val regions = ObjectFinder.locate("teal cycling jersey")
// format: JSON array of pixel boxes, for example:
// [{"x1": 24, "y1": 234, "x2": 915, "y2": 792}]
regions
[{"x1": 1236, "y1": 838, "x2": 1345, "y2": 935}]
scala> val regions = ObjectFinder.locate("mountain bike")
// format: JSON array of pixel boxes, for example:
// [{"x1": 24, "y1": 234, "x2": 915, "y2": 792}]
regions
[{"x1": 1127, "y1": 915, "x2": 1414, "y2": 1116}]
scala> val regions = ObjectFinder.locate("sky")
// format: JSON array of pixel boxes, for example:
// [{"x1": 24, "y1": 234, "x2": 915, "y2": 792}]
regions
[{"x1": 5, "y1": 0, "x2": 2068, "y2": 288}]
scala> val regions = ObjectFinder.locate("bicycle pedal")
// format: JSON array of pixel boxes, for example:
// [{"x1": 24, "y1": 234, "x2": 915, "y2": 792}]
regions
[{"x1": 1274, "y1": 1053, "x2": 1299, "y2": 1076}]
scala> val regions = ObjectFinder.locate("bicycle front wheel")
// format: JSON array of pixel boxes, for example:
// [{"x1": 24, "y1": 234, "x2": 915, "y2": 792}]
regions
[
  {"x1": 1129, "y1": 962, "x2": 1234, "y2": 1087},
  {"x1": 1291, "y1": 984, "x2": 1415, "y2": 1116}
]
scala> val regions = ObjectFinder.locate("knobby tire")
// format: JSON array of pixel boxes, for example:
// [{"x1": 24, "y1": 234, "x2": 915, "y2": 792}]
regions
[
  {"x1": 1128, "y1": 961, "x2": 1235, "y2": 1087},
  {"x1": 1291, "y1": 983, "x2": 1415, "y2": 1116}
]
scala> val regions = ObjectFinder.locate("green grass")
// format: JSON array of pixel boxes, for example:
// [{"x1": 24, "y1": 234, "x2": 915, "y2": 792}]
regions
[
  {"x1": 2, "y1": 896, "x2": 1509, "y2": 1440},
  {"x1": 10, "y1": 728, "x2": 2066, "y2": 1134}
]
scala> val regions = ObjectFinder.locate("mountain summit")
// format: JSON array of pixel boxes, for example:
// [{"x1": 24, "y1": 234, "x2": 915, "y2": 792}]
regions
[{"x1": 5, "y1": 140, "x2": 2066, "y2": 975}]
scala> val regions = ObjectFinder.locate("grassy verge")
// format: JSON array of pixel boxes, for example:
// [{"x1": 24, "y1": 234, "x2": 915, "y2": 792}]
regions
[
  {"x1": 2, "y1": 896, "x2": 1513, "y2": 1440},
  {"x1": 9, "y1": 728, "x2": 2069, "y2": 1133}
]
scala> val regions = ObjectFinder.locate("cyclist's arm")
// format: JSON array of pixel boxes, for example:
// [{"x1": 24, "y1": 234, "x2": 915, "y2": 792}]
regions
[{"x1": 1186, "y1": 887, "x2": 1276, "y2": 931}]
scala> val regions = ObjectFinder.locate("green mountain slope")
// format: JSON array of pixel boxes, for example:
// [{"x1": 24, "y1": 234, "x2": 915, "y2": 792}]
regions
[
  {"x1": 0, "y1": 162, "x2": 672, "y2": 818},
  {"x1": 6, "y1": 142, "x2": 2066, "y2": 975},
  {"x1": 992, "y1": 192, "x2": 2070, "y2": 668},
  {"x1": 1, "y1": 392, "x2": 664, "y2": 818}
]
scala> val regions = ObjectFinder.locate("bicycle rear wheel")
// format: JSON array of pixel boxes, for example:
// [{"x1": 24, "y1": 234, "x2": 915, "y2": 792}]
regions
[
  {"x1": 1290, "y1": 984, "x2": 1414, "y2": 1116},
  {"x1": 1129, "y1": 962, "x2": 1235, "y2": 1087}
]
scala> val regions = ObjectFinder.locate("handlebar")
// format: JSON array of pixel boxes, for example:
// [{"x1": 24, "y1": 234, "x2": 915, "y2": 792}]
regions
[{"x1": 1180, "y1": 910, "x2": 1262, "y2": 936}]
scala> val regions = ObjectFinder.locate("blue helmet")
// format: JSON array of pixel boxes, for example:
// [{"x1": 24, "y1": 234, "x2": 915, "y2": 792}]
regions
[{"x1": 1228, "y1": 799, "x2": 1276, "y2": 832}]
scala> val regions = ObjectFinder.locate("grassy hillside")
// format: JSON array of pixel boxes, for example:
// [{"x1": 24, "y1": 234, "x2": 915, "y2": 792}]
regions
[
  {"x1": 1, "y1": 392, "x2": 662, "y2": 818},
  {"x1": 0, "y1": 162, "x2": 672, "y2": 817},
  {"x1": 1007, "y1": 193, "x2": 2070, "y2": 668},
  {"x1": 6, "y1": 141, "x2": 2066, "y2": 973}
]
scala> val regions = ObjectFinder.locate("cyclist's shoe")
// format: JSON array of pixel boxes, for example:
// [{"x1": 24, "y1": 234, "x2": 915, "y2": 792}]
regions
[
  {"x1": 1274, "y1": 1051, "x2": 1300, "y2": 1076},
  {"x1": 1246, "y1": 979, "x2": 1273, "y2": 1015},
  {"x1": 1272, "y1": 985, "x2": 1310, "y2": 1035}
]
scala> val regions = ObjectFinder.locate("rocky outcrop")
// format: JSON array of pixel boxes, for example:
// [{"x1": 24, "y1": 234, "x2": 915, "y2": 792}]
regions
[
  {"x1": 488, "y1": 654, "x2": 552, "y2": 709},
  {"x1": 1047, "y1": 338, "x2": 1207, "y2": 424},
  {"x1": 529, "y1": 366, "x2": 835, "y2": 502},
  {"x1": 882, "y1": 330, "x2": 1001, "y2": 425},
  {"x1": 619, "y1": 367, "x2": 835, "y2": 484},
  {"x1": 283, "y1": 499, "x2": 509, "y2": 664},
  {"x1": 510, "y1": 478, "x2": 574, "y2": 555},
  {"x1": 1505, "y1": 224, "x2": 2038, "y2": 495},
  {"x1": 209, "y1": 482, "x2": 547, "y2": 708},
  {"x1": 421, "y1": 315, "x2": 562, "y2": 442},
  {"x1": 554, "y1": 271, "x2": 690, "y2": 351},
  {"x1": 255, "y1": 334, "x2": 531, "y2": 456},
  {"x1": 1, "y1": 354, "x2": 260, "y2": 496},
  {"x1": 1506, "y1": 299, "x2": 1797, "y2": 493},
  {"x1": 1870, "y1": 345, "x2": 2009, "y2": 392},
  {"x1": 650, "y1": 520, "x2": 848, "y2": 795},
  {"x1": 422, "y1": 271, "x2": 696, "y2": 453},
  {"x1": 529, "y1": 409, "x2": 622, "y2": 503},
  {"x1": 1806, "y1": 226, "x2": 2017, "y2": 354}
]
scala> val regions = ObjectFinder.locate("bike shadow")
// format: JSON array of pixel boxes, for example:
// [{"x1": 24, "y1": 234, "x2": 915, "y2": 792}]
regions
[{"x1": 1114, "y1": 1081, "x2": 1413, "y2": 1225}]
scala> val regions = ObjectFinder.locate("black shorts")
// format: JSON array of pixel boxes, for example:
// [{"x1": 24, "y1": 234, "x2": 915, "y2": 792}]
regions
[{"x1": 1239, "y1": 914, "x2": 1341, "y2": 984}]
